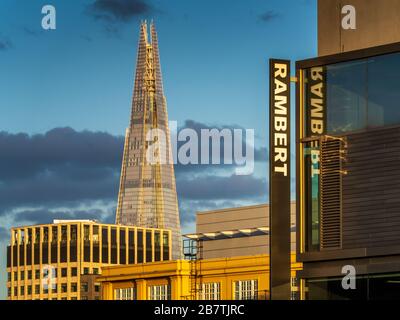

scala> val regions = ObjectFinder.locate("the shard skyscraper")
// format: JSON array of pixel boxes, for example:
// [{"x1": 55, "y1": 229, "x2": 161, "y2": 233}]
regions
[{"x1": 116, "y1": 22, "x2": 182, "y2": 259}]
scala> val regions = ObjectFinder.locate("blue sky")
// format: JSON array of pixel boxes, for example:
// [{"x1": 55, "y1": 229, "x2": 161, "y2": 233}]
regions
[{"x1": 0, "y1": 0, "x2": 317, "y2": 299}]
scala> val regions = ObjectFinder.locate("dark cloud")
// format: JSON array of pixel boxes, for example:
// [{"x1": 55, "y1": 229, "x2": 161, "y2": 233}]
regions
[
  {"x1": 174, "y1": 119, "x2": 267, "y2": 176},
  {"x1": 0, "y1": 124, "x2": 266, "y2": 227},
  {"x1": 177, "y1": 174, "x2": 266, "y2": 201},
  {"x1": 13, "y1": 208, "x2": 113, "y2": 226},
  {"x1": 258, "y1": 10, "x2": 281, "y2": 22},
  {"x1": 86, "y1": 0, "x2": 155, "y2": 23},
  {"x1": 0, "y1": 128, "x2": 123, "y2": 218},
  {"x1": 0, "y1": 127, "x2": 123, "y2": 181},
  {"x1": 0, "y1": 38, "x2": 12, "y2": 51}
]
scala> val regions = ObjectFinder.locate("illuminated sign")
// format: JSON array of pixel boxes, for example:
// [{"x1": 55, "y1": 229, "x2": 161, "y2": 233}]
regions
[{"x1": 269, "y1": 59, "x2": 291, "y2": 300}]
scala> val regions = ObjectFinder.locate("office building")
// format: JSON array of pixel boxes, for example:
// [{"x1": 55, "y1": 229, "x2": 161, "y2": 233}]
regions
[
  {"x1": 187, "y1": 203, "x2": 296, "y2": 259},
  {"x1": 6, "y1": 220, "x2": 171, "y2": 300},
  {"x1": 98, "y1": 204, "x2": 302, "y2": 300},
  {"x1": 115, "y1": 21, "x2": 182, "y2": 259},
  {"x1": 296, "y1": 0, "x2": 400, "y2": 299}
]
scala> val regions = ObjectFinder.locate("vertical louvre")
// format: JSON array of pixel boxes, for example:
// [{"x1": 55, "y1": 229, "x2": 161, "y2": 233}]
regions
[{"x1": 320, "y1": 138, "x2": 344, "y2": 250}]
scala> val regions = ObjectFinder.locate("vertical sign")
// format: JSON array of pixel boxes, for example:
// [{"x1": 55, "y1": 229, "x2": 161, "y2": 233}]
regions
[{"x1": 269, "y1": 59, "x2": 291, "y2": 300}]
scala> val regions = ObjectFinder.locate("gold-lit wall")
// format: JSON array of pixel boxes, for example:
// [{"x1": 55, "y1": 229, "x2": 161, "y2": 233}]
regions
[
  {"x1": 98, "y1": 254, "x2": 302, "y2": 300},
  {"x1": 6, "y1": 221, "x2": 171, "y2": 300}
]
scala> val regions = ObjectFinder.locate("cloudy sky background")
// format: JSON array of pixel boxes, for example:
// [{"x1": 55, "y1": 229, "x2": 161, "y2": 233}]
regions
[{"x1": 0, "y1": 0, "x2": 317, "y2": 299}]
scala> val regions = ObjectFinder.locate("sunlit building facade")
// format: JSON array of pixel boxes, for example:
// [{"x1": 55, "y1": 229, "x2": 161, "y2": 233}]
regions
[
  {"x1": 6, "y1": 220, "x2": 171, "y2": 300},
  {"x1": 98, "y1": 254, "x2": 301, "y2": 300},
  {"x1": 115, "y1": 21, "x2": 182, "y2": 260}
]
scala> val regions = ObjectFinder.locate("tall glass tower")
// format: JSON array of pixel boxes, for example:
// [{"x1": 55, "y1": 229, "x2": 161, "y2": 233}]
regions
[{"x1": 116, "y1": 22, "x2": 182, "y2": 259}]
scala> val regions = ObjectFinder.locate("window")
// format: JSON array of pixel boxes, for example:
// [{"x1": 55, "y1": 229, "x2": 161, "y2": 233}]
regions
[
  {"x1": 81, "y1": 282, "x2": 88, "y2": 292},
  {"x1": 93, "y1": 268, "x2": 99, "y2": 275},
  {"x1": 52, "y1": 226, "x2": 58, "y2": 243},
  {"x1": 233, "y1": 280, "x2": 258, "y2": 300},
  {"x1": 20, "y1": 286, "x2": 24, "y2": 295},
  {"x1": 14, "y1": 272, "x2": 18, "y2": 281},
  {"x1": 28, "y1": 270, "x2": 32, "y2": 280},
  {"x1": 61, "y1": 284, "x2": 67, "y2": 293},
  {"x1": 14, "y1": 287, "x2": 17, "y2": 296},
  {"x1": 61, "y1": 226, "x2": 67, "y2": 243},
  {"x1": 35, "y1": 285, "x2": 40, "y2": 294},
  {"x1": 137, "y1": 230, "x2": 143, "y2": 263},
  {"x1": 71, "y1": 268, "x2": 77, "y2": 277},
  {"x1": 154, "y1": 232, "x2": 161, "y2": 262},
  {"x1": 115, "y1": 287, "x2": 136, "y2": 300},
  {"x1": 148, "y1": 285, "x2": 170, "y2": 300},
  {"x1": 146, "y1": 231, "x2": 152, "y2": 263},
  {"x1": 95, "y1": 283, "x2": 100, "y2": 293},
  {"x1": 81, "y1": 296, "x2": 88, "y2": 300},
  {"x1": 84, "y1": 225, "x2": 90, "y2": 241},
  {"x1": 43, "y1": 227, "x2": 49, "y2": 243},
  {"x1": 7, "y1": 288, "x2": 11, "y2": 297},
  {"x1": 20, "y1": 271, "x2": 24, "y2": 281},
  {"x1": 61, "y1": 268, "x2": 67, "y2": 277},
  {"x1": 162, "y1": 232, "x2": 169, "y2": 261},
  {"x1": 27, "y1": 285, "x2": 32, "y2": 295},
  {"x1": 71, "y1": 283, "x2": 77, "y2": 292},
  {"x1": 70, "y1": 225, "x2": 77, "y2": 241},
  {"x1": 7, "y1": 272, "x2": 11, "y2": 282},
  {"x1": 93, "y1": 226, "x2": 99, "y2": 243},
  {"x1": 34, "y1": 228, "x2": 40, "y2": 244},
  {"x1": 101, "y1": 227, "x2": 109, "y2": 264},
  {"x1": 301, "y1": 52, "x2": 400, "y2": 253},
  {"x1": 83, "y1": 267, "x2": 89, "y2": 275},
  {"x1": 35, "y1": 269, "x2": 40, "y2": 280},
  {"x1": 201, "y1": 282, "x2": 220, "y2": 300}
]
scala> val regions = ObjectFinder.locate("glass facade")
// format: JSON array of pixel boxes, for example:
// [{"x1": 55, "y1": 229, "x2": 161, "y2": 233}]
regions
[
  {"x1": 306, "y1": 273, "x2": 400, "y2": 300},
  {"x1": 304, "y1": 52, "x2": 400, "y2": 136},
  {"x1": 6, "y1": 223, "x2": 171, "y2": 300},
  {"x1": 301, "y1": 51, "x2": 400, "y2": 252}
]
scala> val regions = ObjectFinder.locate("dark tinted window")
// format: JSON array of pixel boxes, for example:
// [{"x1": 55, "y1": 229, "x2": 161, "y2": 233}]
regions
[
  {"x1": 111, "y1": 228, "x2": 117, "y2": 264},
  {"x1": 102, "y1": 227, "x2": 109, "y2": 263},
  {"x1": 154, "y1": 231, "x2": 161, "y2": 261},
  {"x1": 120, "y1": 229, "x2": 126, "y2": 264},
  {"x1": 146, "y1": 231, "x2": 152, "y2": 263},
  {"x1": 128, "y1": 231, "x2": 135, "y2": 264},
  {"x1": 137, "y1": 230, "x2": 143, "y2": 263}
]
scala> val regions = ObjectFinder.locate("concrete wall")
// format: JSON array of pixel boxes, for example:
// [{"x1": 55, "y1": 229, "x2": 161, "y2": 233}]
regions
[
  {"x1": 196, "y1": 203, "x2": 296, "y2": 259},
  {"x1": 318, "y1": 0, "x2": 400, "y2": 56}
]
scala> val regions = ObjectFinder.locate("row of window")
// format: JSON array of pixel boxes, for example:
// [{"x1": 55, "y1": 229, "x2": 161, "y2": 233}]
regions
[
  {"x1": 8, "y1": 266, "x2": 100, "y2": 282},
  {"x1": 114, "y1": 280, "x2": 260, "y2": 301},
  {"x1": 12, "y1": 225, "x2": 78, "y2": 245},
  {"x1": 8, "y1": 282, "x2": 100, "y2": 297},
  {"x1": 8, "y1": 283, "x2": 77, "y2": 297},
  {"x1": 8, "y1": 267, "x2": 80, "y2": 282},
  {"x1": 114, "y1": 279, "x2": 300, "y2": 301},
  {"x1": 8, "y1": 229, "x2": 170, "y2": 267}
]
